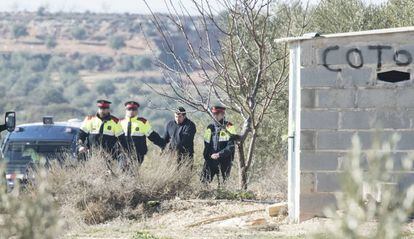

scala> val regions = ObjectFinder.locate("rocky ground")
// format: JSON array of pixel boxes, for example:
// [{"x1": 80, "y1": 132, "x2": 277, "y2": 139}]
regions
[{"x1": 63, "y1": 200, "x2": 333, "y2": 239}]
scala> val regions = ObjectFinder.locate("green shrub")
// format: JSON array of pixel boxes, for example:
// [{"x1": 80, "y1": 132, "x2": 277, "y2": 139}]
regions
[
  {"x1": 28, "y1": 58, "x2": 47, "y2": 72},
  {"x1": 33, "y1": 87, "x2": 68, "y2": 104},
  {"x1": 71, "y1": 27, "x2": 87, "y2": 40},
  {"x1": 116, "y1": 55, "x2": 134, "y2": 72},
  {"x1": 47, "y1": 55, "x2": 66, "y2": 71},
  {"x1": 214, "y1": 189, "x2": 256, "y2": 200},
  {"x1": 36, "y1": 6, "x2": 47, "y2": 16},
  {"x1": 132, "y1": 231, "x2": 165, "y2": 239},
  {"x1": 0, "y1": 165, "x2": 63, "y2": 239},
  {"x1": 45, "y1": 36, "x2": 57, "y2": 49},
  {"x1": 59, "y1": 64, "x2": 79, "y2": 74},
  {"x1": 133, "y1": 56, "x2": 153, "y2": 71},
  {"x1": 64, "y1": 81, "x2": 89, "y2": 98},
  {"x1": 316, "y1": 134, "x2": 414, "y2": 238},
  {"x1": 129, "y1": 23, "x2": 142, "y2": 33},
  {"x1": 12, "y1": 24, "x2": 28, "y2": 39},
  {"x1": 82, "y1": 55, "x2": 100, "y2": 70},
  {"x1": 10, "y1": 74, "x2": 44, "y2": 96},
  {"x1": 96, "y1": 80, "x2": 116, "y2": 96},
  {"x1": 109, "y1": 35, "x2": 126, "y2": 50}
]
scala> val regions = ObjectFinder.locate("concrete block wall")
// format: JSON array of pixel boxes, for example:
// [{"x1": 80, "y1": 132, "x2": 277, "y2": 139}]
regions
[{"x1": 296, "y1": 31, "x2": 414, "y2": 220}]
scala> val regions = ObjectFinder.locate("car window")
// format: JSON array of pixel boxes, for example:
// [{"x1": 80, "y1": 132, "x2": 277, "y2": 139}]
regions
[{"x1": 4, "y1": 142, "x2": 71, "y2": 164}]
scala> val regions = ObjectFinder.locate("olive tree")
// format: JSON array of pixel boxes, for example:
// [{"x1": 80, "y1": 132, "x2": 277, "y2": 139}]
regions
[
  {"x1": 12, "y1": 24, "x2": 28, "y2": 39},
  {"x1": 109, "y1": 35, "x2": 126, "y2": 50}
]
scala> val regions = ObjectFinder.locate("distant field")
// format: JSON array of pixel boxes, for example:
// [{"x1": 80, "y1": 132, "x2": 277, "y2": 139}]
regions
[
  {"x1": 67, "y1": 71, "x2": 163, "y2": 88},
  {"x1": 0, "y1": 37, "x2": 155, "y2": 56}
]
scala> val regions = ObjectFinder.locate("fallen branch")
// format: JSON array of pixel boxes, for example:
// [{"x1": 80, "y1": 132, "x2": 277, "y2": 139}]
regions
[
  {"x1": 241, "y1": 199, "x2": 277, "y2": 204},
  {"x1": 186, "y1": 208, "x2": 265, "y2": 228}
]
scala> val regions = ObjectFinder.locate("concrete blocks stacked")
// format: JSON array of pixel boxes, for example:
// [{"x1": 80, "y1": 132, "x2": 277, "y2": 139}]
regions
[{"x1": 298, "y1": 33, "x2": 414, "y2": 220}]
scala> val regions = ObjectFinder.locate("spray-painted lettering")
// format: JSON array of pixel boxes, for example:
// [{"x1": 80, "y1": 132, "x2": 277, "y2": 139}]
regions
[{"x1": 322, "y1": 45, "x2": 413, "y2": 71}]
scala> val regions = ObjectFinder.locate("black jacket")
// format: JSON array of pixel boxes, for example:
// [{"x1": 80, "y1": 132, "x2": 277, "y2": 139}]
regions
[{"x1": 163, "y1": 118, "x2": 196, "y2": 158}]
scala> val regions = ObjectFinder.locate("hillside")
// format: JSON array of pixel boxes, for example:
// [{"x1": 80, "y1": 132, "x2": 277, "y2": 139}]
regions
[{"x1": 0, "y1": 11, "x2": 207, "y2": 130}]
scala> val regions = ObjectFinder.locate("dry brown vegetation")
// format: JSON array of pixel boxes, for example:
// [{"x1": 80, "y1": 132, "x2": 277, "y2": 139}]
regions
[
  {"x1": 32, "y1": 149, "x2": 287, "y2": 232},
  {"x1": 45, "y1": 150, "x2": 200, "y2": 226},
  {"x1": 0, "y1": 147, "x2": 287, "y2": 238}
]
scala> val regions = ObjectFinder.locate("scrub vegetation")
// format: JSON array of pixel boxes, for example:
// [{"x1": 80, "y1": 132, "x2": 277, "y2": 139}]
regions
[{"x1": 2, "y1": 0, "x2": 414, "y2": 238}]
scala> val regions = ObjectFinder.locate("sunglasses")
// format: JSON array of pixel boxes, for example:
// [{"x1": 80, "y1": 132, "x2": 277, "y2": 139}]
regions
[{"x1": 127, "y1": 108, "x2": 138, "y2": 111}]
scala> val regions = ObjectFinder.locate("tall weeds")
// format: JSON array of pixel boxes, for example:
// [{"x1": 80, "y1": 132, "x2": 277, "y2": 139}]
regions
[{"x1": 45, "y1": 149, "x2": 199, "y2": 225}]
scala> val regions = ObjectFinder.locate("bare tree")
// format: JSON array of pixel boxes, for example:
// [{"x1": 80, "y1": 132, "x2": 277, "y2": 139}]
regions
[{"x1": 143, "y1": 0, "x2": 310, "y2": 189}]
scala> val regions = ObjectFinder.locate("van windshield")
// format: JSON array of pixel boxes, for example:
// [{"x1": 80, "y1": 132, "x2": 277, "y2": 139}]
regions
[{"x1": 4, "y1": 141, "x2": 72, "y2": 173}]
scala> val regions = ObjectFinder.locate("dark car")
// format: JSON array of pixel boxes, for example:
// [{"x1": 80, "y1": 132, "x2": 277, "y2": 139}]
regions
[{"x1": 1, "y1": 117, "x2": 81, "y2": 189}]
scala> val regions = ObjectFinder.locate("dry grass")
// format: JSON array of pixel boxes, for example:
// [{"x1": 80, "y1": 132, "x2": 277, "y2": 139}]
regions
[
  {"x1": 248, "y1": 159, "x2": 288, "y2": 201},
  {"x1": 7, "y1": 146, "x2": 288, "y2": 238},
  {"x1": 44, "y1": 149, "x2": 201, "y2": 226},
  {"x1": 211, "y1": 155, "x2": 287, "y2": 202}
]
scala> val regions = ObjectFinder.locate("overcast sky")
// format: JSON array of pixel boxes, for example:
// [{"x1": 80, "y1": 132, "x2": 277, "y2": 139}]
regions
[
  {"x1": 0, "y1": 0, "x2": 225, "y2": 14},
  {"x1": 0, "y1": 0, "x2": 386, "y2": 14}
]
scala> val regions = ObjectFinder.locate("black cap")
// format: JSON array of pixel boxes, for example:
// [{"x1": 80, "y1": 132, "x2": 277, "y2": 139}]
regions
[
  {"x1": 124, "y1": 101, "x2": 140, "y2": 109},
  {"x1": 97, "y1": 100, "x2": 111, "y2": 108},
  {"x1": 175, "y1": 107, "x2": 186, "y2": 114}
]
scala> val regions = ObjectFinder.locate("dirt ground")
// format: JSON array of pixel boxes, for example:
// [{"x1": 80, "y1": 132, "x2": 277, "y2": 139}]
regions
[{"x1": 64, "y1": 199, "x2": 393, "y2": 239}]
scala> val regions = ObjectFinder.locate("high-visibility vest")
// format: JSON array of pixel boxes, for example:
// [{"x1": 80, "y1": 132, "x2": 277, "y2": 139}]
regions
[
  {"x1": 80, "y1": 115, "x2": 124, "y2": 137},
  {"x1": 119, "y1": 117, "x2": 153, "y2": 137},
  {"x1": 204, "y1": 122, "x2": 237, "y2": 144}
]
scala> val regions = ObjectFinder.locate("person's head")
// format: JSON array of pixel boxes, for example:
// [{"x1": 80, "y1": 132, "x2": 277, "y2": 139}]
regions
[
  {"x1": 211, "y1": 106, "x2": 226, "y2": 122},
  {"x1": 97, "y1": 100, "x2": 111, "y2": 117},
  {"x1": 174, "y1": 107, "x2": 186, "y2": 124},
  {"x1": 124, "y1": 101, "x2": 139, "y2": 118}
]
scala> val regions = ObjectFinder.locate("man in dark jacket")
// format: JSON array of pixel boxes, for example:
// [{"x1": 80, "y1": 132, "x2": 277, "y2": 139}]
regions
[
  {"x1": 162, "y1": 107, "x2": 196, "y2": 164},
  {"x1": 201, "y1": 106, "x2": 237, "y2": 183}
]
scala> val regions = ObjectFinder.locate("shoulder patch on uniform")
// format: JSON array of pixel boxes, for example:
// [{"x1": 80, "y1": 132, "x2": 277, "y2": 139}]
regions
[
  {"x1": 227, "y1": 122, "x2": 233, "y2": 127},
  {"x1": 138, "y1": 117, "x2": 147, "y2": 123},
  {"x1": 111, "y1": 116, "x2": 120, "y2": 123}
]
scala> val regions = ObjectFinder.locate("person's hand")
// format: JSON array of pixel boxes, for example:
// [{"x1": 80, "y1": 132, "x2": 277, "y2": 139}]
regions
[
  {"x1": 78, "y1": 146, "x2": 87, "y2": 153},
  {"x1": 211, "y1": 153, "x2": 220, "y2": 160}
]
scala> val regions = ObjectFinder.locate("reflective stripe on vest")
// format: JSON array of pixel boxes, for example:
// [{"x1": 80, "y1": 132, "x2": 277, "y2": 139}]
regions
[
  {"x1": 81, "y1": 116, "x2": 124, "y2": 137},
  {"x1": 204, "y1": 128, "x2": 212, "y2": 143},
  {"x1": 204, "y1": 124, "x2": 237, "y2": 143},
  {"x1": 120, "y1": 117, "x2": 153, "y2": 137}
]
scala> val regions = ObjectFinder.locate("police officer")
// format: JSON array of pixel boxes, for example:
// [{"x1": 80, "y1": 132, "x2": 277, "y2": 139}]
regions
[
  {"x1": 201, "y1": 106, "x2": 237, "y2": 183},
  {"x1": 77, "y1": 100, "x2": 128, "y2": 160},
  {"x1": 120, "y1": 101, "x2": 164, "y2": 164}
]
